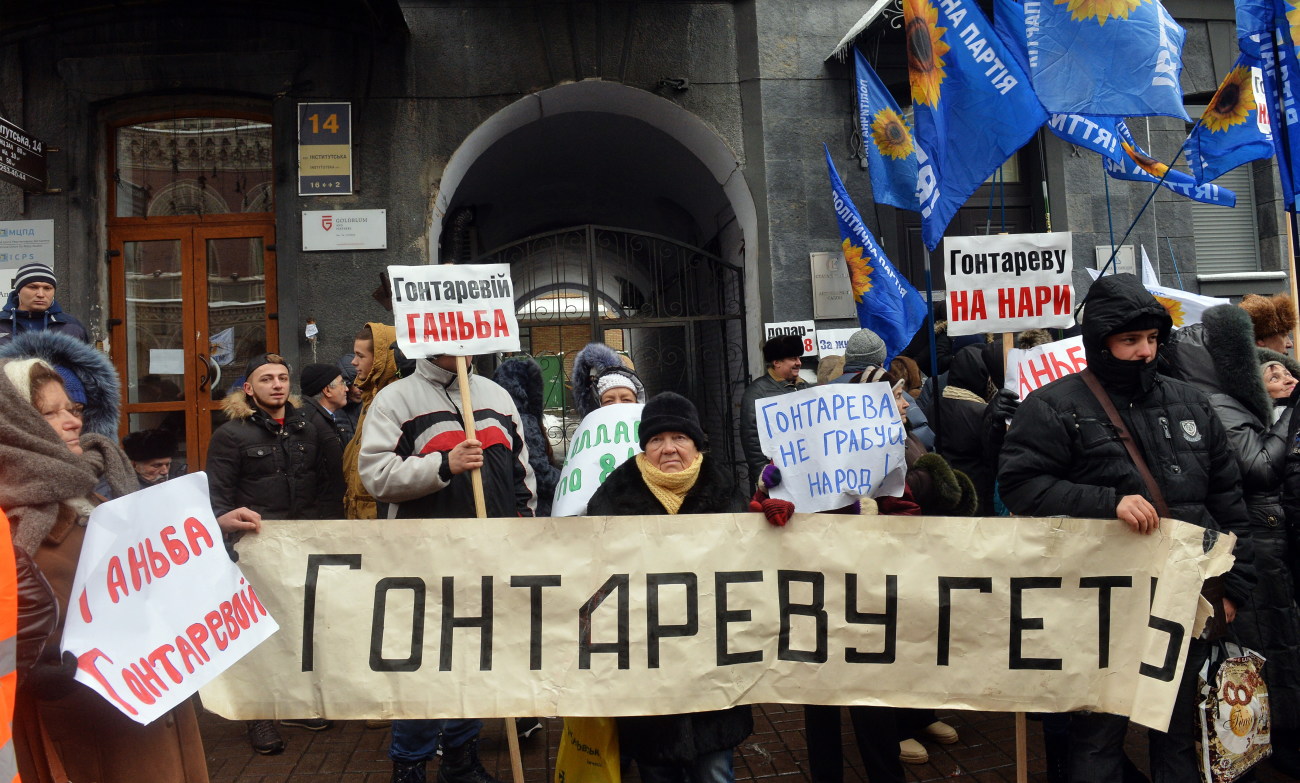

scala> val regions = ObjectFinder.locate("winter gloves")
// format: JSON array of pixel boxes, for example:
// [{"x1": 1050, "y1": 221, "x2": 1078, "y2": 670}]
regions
[{"x1": 751, "y1": 465, "x2": 795, "y2": 526}]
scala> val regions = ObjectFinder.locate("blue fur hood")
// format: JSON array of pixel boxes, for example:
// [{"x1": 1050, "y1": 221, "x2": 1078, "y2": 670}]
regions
[{"x1": 0, "y1": 330, "x2": 120, "y2": 437}]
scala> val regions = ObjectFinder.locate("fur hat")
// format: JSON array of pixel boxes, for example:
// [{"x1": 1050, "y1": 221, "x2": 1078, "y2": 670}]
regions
[
  {"x1": 844, "y1": 328, "x2": 887, "y2": 368},
  {"x1": 300, "y1": 363, "x2": 339, "y2": 398},
  {"x1": 763, "y1": 334, "x2": 805, "y2": 363},
  {"x1": 122, "y1": 429, "x2": 177, "y2": 462},
  {"x1": 1240, "y1": 293, "x2": 1297, "y2": 340},
  {"x1": 1016, "y1": 329, "x2": 1053, "y2": 350},
  {"x1": 639, "y1": 391, "x2": 705, "y2": 450},
  {"x1": 571, "y1": 342, "x2": 643, "y2": 418}
]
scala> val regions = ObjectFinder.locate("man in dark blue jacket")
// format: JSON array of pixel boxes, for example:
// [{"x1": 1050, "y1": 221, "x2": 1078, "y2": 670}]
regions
[{"x1": 0, "y1": 263, "x2": 89, "y2": 344}]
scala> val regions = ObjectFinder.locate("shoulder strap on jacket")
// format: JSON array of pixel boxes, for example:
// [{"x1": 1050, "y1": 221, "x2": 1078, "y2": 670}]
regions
[{"x1": 1079, "y1": 369, "x2": 1170, "y2": 518}]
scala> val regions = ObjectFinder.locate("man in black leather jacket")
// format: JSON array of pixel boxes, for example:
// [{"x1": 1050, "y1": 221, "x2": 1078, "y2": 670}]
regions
[{"x1": 998, "y1": 273, "x2": 1254, "y2": 783}]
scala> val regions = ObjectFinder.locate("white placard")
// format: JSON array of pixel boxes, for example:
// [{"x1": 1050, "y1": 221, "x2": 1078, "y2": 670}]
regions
[
  {"x1": 1004, "y1": 335, "x2": 1087, "y2": 399},
  {"x1": 302, "y1": 209, "x2": 387, "y2": 251},
  {"x1": 945, "y1": 232, "x2": 1075, "y2": 337},
  {"x1": 763, "y1": 321, "x2": 816, "y2": 357},
  {"x1": 0, "y1": 219, "x2": 54, "y2": 298},
  {"x1": 388, "y1": 264, "x2": 521, "y2": 357},
  {"x1": 149, "y1": 348, "x2": 186, "y2": 375},
  {"x1": 62, "y1": 474, "x2": 279, "y2": 725},
  {"x1": 815, "y1": 327, "x2": 859, "y2": 358},
  {"x1": 1095, "y1": 245, "x2": 1136, "y2": 277},
  {"x1": 552, "y1": 403, "x2": 643, "y2": 517},
  {"x1": 755, "y1": 384, "x2": 907, "y2": 512}
]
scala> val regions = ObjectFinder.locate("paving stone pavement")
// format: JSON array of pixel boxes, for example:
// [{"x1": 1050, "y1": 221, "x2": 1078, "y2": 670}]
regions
[{"x1": 198, "y1": 705, "x2": 1297, "y2": 782}]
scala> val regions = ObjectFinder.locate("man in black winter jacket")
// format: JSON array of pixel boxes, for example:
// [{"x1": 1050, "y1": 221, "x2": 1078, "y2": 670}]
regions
[
  {"x1": 205, "y1": 352, "x2": 336, "y2": 754},
  {"x1": 998, "y1": 273, "x2": 1254, "y2": 783}
]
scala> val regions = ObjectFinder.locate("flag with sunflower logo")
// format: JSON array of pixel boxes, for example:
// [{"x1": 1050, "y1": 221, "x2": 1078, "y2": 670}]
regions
[
  {"x1": 853, "y1": 49, "x2": 921, "y2": 212},
  {"x1": 1025, "y1": 0, "x2": 1191, "y2": 120},
  {"x1": 905, "y1": 0, "x2": 1046, "y2": 251},
  {"x1": 1183, "y1": 55, "x2": 1273, "y2": 185},
  {"x1": 1102, "y1": 122, "x2": 1237, "y2": 206},
  {"x1": 825, "y1": 145, "x2": 927, "y2": 363},
  {"x1": 1256, "y1": 10, "x2": 1300, "y2": 212}
]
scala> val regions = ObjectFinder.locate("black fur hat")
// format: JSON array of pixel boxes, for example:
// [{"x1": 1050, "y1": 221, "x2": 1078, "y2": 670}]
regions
[
  {"x1": 122, "y1": 429, "x2": 177, "y2": 462},
  {"x1": 639, "y1": 391, "x2": 706, "y2": 450},
  {"x1": 763, "y1": 334, "x2": 804, "y2": 363}
]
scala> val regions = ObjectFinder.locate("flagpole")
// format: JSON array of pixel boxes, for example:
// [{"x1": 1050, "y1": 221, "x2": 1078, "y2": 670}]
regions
[
  {"x1": 924, "y1": 251, "x2": 941, "y2": 453},
  {"x1": 1097, "y1": 127, "x2": 1200, "y2": 277},
  {"x1": 1288, "y1": 213, "x2": 1300, "y2": 352}
]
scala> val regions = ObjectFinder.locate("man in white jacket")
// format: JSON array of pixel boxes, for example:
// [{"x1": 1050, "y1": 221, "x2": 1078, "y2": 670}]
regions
[{"x1": 359, "y1": 353, "x2": 536, "y2": 783}]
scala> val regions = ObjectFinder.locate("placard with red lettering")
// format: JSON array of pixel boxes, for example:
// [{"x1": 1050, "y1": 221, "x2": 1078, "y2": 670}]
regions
[
  {"x1": 1005, "y1": 335, "x2": 1087, "y2": 399},
  {"x1": 389, "y1": 264, "x2": 521, "y2": 358},
  {"x1": 945, "y1": 232, "x2": 1075, "y2": 337},
  {"x1": 61, "y1": 474, "x2": 279, "y2": 725}
]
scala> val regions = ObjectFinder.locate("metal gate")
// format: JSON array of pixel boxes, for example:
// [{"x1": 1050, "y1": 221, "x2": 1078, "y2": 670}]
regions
[{"x1": 475, "y1": 225, "x2": 749, "y2": 472}]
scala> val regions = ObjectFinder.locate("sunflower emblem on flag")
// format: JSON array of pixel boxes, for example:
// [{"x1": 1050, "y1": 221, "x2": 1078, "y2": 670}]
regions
[
  {"x1": 872, "y1": 109, "x2": 915, "y2": 160},
  {"x1": 1203, "y1": 67, "x2": 1253, "y2": 133},
  {"x1": 1121, "y1": 140, "x2": 1169, "y2": 177},
  {"x1": 842, "y1": 238, "x2": 875, "y2": 302},
  {"x1": 1153, "y1": 294, "x2": 1186, "y2": 327},
  {"x1": 1053, "y1": 0, "x2": 1145, "y2": 25},
  {"x1": 905, "y1": 0, "x2": 948, "y2": 108}
]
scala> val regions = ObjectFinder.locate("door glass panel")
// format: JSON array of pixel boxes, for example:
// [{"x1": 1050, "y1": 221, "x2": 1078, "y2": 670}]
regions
[
  {"x1": 115, "y1": 118, "x2": 274, "y2": 218},
  {"x1": 208, "y1": 237, "x2": 267, "y2": 397},
  {"x1": 127, "y1": 413, "x2": 191, "y2": 480},
  {"x1": 124, "y1": 240, "x2": 186, "y2": 406}
]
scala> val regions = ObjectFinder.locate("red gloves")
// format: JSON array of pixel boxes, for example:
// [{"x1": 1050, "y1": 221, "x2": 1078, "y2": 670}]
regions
[{"x1": 749, "y1": 497, "x2": 795, "y2": 527}]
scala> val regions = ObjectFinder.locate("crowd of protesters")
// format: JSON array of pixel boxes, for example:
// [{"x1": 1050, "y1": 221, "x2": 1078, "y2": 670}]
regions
[{"x1": 3, "y1": 268, "x2": 1300, "y2": 783}]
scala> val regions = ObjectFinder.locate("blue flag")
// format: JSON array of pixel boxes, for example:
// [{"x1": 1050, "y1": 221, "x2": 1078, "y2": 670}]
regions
[
  {"x1": 1237, "y1": 0, "x2": 1273, "y2": 56},
  {"x1": 1257, "y1": 14, "x2": 1300, "y2": 211},
  {"x1": 1184, "y1": 55, "x2": 1274, "y2": 184},
  {"x1": 825, "y1": 145, "x2": 926, "y2": 363},
  {"x1": 1024, "y1": 0, "x2": 1191, "y2": 120},
  {"x1": 906, "y1": 0, "x2": 1047, "y2": 251},
  {"x1": 1105, "y1": 122, "x2": 1236, "y2": 207},
  {"x1": 853, "y1": 49, "x2": 921, "y2": 212}
]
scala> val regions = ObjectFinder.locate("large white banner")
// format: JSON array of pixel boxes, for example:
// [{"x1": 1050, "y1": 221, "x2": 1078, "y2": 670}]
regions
[
  {"x1": 552, "y1": 404, "x2": 643, "y2": 517},
  {"x1": 199, "y1": 514, "x2": 1234, "y2": 733},
  {"x1": 946, "y1": 232, "x2": 1075, "y2": 336},
  {"x1": 62, "y1": 474, "x2": 279, "y2": 725},
  {"x1": 388, "y1": 264, "x2": 521, "y2": 358},
  {"x1": 1004, "y1": 336, "x2": 1087, "y2": 399},
  {"x1": 755, "y1": 384, "x2": 907, "y2": 512}
]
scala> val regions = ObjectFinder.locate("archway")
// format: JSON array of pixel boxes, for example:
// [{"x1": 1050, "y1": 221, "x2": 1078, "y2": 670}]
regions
[{"x1": 431, "y1": 81, "x2": 758, "y2": 471}]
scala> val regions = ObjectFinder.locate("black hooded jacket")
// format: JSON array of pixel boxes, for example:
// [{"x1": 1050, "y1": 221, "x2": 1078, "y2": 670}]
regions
[{"x1": 998, "y1": 274, "x2": 1254, "y2": 606}]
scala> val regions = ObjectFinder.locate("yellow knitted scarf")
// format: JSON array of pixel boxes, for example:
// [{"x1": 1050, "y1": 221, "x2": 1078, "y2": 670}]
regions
[{"x1": 636, "y1": 453, "x2": 703, "y2": 514}]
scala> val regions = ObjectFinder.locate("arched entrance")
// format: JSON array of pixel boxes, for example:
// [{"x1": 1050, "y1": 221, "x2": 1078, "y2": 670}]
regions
[{"x1": 435, "y1": 82, "x2": 757, "y2": 471}]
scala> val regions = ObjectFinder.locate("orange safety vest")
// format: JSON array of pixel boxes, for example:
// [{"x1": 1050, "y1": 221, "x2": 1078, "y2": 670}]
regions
[{"x1": 0, "y1": 509, "x2": 19, "y2": 782}]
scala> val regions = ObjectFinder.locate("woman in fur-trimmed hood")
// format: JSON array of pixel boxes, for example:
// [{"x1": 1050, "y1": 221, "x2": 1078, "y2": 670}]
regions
[
  {"x1": 570, "y1": 342, "x2": 645, "y2": 419},
  {"x1": 1163, "y1": 304, "x2": 1300, "y2": 763},
  {"x1": 493, "y1": 357, "x2": 560, "y2": 515},
  {"x1": 0, "y1": 330, "x2": 121, "y2": 437}
]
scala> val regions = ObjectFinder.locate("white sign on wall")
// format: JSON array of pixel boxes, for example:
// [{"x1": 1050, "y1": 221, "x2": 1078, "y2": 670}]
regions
[
  {"x1": 302, "y1": 209, "x2": 387, "y2": 251},
  {"x1": 811, "y1": 251, "x2": 857, "y2": 319},
  {"x1": 0, "y1": 219, "x2": 54, "y2": 299},
  {"x1": 816, "y1": 327, "x2": 859, "y2": 358}
]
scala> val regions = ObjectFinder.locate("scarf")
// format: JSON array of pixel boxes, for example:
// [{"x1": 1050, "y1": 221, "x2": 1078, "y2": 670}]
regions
[
  {"x1": 636, "y1": 452, "x2": 703, "y2": 515},
  {"x1": 0, "y1": 363, "x2": 137, "y2": 554},
  {"x1": 942, "y1": 385, "x2": 987, "y2": 405}
]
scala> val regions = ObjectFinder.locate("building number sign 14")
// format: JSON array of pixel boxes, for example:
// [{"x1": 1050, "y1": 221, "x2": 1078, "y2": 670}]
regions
[{"x1": 297, "y1": 102, "x2": 353, "y2": 196}]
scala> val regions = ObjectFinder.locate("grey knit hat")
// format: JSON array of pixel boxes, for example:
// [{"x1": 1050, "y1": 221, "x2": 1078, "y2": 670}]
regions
[{"x1": 844, "y1": 329, "x2": 887, "y2": 368}]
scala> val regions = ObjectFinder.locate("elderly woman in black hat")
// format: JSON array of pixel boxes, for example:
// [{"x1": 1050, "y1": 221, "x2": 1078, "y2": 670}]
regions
[{"x1": 587, "y1": 391, "x2": 752, "y2": 783}]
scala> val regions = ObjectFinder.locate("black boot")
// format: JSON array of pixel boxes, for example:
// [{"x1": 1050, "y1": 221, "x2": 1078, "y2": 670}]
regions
[
  {"x1": 392, "y1": 759, "x2": 427, "y2": 783},
  {"x1": 437, "y1": 739, "x2": 502, "y2": 783}
]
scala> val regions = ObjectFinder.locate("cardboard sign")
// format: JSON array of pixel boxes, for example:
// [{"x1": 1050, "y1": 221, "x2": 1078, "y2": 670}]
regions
[
  {"x1": 945, "y1": 232, "x2": 1075, "y2": 336},
  {"x1": 62, "y1": 474, "x2": 279, "y2": 725},
  {"x1": 198, "y1": 514, "x2": 1235, "y2": 733},
  {"x1": 1004, "y1": 336, "x2": 1087, "y2": 399},
  {"x1": 755, "y1": 384, "x2": 906, "y2": 512},
  {"x1": 389, "y1": 264, "x2": 521, "y2": 358},
  {"x1": 763, "y1": 321, "x2": 816, "y2": 357},
  {"x1": 552, "y1": 404, "x2": 643, "y2": 517}
]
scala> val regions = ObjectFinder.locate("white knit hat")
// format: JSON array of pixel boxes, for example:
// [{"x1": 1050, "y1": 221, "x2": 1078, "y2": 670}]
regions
[
  {"x1": 595, "y1": 372, "x2": 639, "y2": 401},
  {"x1": 3, "y1": 357, "x2": 53, "y2": 402}
]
